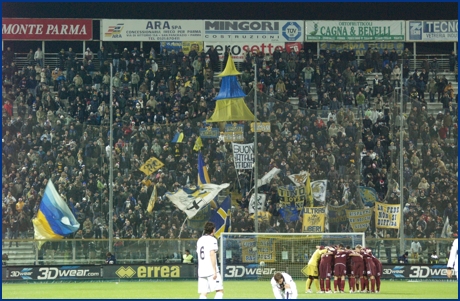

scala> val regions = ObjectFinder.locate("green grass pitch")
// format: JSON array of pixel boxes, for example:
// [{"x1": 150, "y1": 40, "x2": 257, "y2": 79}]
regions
[{"x1": 2, "y1": 280, "x2": 458, "y2": 299}]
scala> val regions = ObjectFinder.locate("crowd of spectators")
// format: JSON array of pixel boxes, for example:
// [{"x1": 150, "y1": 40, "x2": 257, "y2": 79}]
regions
[{"x1": 1, "y1": 45, "x2": 458, "y2": 262}]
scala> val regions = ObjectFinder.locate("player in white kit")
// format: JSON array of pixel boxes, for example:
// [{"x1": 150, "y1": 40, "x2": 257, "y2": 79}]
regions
[
  {"x1": 197, "y1": 222, "x2": 224, "y2": 299},
  {"x1": 447, "y1": 238, "x2": 458, "y2": 280},
  {"x1": 271, "y1": 272, "x2": 298, "y2": 299}
]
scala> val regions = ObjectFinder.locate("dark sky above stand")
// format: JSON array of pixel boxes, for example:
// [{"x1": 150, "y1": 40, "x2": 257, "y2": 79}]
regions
[{"x1": 2, "y1": 2, "x2": 458, "y2": 20}]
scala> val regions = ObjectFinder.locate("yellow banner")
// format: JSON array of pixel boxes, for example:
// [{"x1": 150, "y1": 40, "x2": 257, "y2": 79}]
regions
[
  {"x1": 241, "y1": 237, "x2": 276, "y2": 263},
  {"x1": 277, "y1": 186, "x2": 307, "y2": 211},
  {"x1": 139, "y1": 157, "x2": 164, "y2": 176},
  {"x1": 182, "y1": 41, "x2": 203, "y2": 55},
  {"x1": 250, "y1": 122, "x2": 271, "y2": 133},
  {"x1": 346, "y1": 208, "x2": 373, "y2": 232},
  {"x1": 302, "y1": 207, "x2": 326, "y2": 233},
  {"x1": 375, "y1": 201, "x2": 401, "y2": 229},
  {"x1": 223, "y1": 132, "x2": 244, "y2": 142}
]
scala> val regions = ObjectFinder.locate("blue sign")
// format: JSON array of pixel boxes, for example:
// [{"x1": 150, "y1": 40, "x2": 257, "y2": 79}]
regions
[
  {"x1": 282, "y1": 22, "x2": 302, "y2": 41},
  {"x1": 199, "y1": 127, "x2": 220, "y2": 139},
  {"x1": 225, "y1": 124, "x2": 244, "y2": 132}
]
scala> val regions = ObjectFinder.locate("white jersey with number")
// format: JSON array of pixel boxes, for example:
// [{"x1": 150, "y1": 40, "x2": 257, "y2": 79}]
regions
[
  {"x1": 197, "y1": 234, "x2": 219, "y2": 277},
  {"x1": 271, "y1": 272, "x2": 298, "y2": 299}
]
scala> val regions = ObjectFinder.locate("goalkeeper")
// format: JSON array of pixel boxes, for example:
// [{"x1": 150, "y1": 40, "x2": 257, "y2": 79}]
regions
[
  {"x1": 271, "y1": 272, "x2": 298, "y2": 299},
  {"x1": 305, "y1": 246, "x2": 328, "y2": 293}
]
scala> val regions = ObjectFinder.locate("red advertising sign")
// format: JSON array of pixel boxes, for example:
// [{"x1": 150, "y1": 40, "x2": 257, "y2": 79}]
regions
[{"x1": 2, "y1": 18, "x2": 93, "y2": 40}]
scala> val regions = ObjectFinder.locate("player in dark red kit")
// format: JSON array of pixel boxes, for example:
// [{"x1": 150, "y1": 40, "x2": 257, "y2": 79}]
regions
[
  {"x1": 333, "y1": 244, "x2": 348, "y2": 293},
  {"x1": 345, "y1": 246, "x2": 354, "y2": 293},
  {"x1": 350, "y1": 244, "x2": 364, "y2": 293},
  {"x1": 318, "y1": 247, "x2": 335, "y2": 293},
  {"x1": 368, "y1": 249, "x2": 383, "y2": 293},
  {"x1": 362, "y1": 247, "x2": 377, "y2": 293}
]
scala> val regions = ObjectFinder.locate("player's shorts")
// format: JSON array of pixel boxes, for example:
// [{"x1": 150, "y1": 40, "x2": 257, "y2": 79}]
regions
[
  {"x1": 346, "y1": 264, "x2": 352, "y2": 277},
  {"x1": 333, "y1": 263, "x2": 347, "y2": 277},
  {"x1": 306, "y1": 264, "x2": 319, "y2": 277},
  {"x1": 351, "y1": 262, "x2": 363, "y2": 277},
  {"x1": 365, "y1": 263, "x2": 376, "y2": 277},
  {"x1": 198, "y1": 273, "x2": 223, "y2": 294},
  {"x1": 319, "y1": 262, "x2": 333, "y2": 278}
]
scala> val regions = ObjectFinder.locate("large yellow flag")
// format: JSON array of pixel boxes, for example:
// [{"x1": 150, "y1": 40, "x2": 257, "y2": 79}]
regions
[
  {"x1": 139, "y1": 157, "x2": 164, "y2": 176},
  {"x1": 147, "y1": 184, "x2": 157, "y2": 213},
  {"x1": 306, "y1": 174, "x2": 313, "y2": 207}
]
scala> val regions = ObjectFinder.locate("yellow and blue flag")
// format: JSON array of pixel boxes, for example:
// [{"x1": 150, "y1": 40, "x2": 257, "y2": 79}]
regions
[
  {"x1": 210, "y1": 196, "x2": 232, "y2": 239},
  {"x1": 193, "y1": 136, "x2": 203, "y2": 151},
  {"x1": 172, "y1": 132, "x2": 184, "y2": 143},
  {"x1": 279, "y1": 205, "x2": 300, "y2": 223},
  {"x1": 197, "y1": 152, "x2": 210, "y2": 185},
  {"x1": 32, "y1": 179, "x2": 80, "y2": 249},
  {"x1": 358, "y1": 186, "x2": 379, "y2": 207},
  {"x1": 147, "y1": 184, "x2": 157, "y2": 213},
  {"x1": 306, "y1": 173, "x2": 313, "y2": 207}
]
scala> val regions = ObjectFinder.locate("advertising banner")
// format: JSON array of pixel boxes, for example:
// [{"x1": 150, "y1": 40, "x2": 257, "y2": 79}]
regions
[
  {"x1": 203, "y1": 42, "x2": 285, "y2": 62},
  {"x1": 240, "y1": 238, "x2": 276, "y2": 263},
  {"x1": 204, "y1": 20, "x2": 303, "y2": 42},
  {"x1": 319, "y1": 42, "x2": 405, "y2": 56},
  {"x1": 232, "y1": 143, "x2": 254, "y2": 169},
  {"x1": 224, "y1": 263, "x2": 276, "y2": 278},
  {"x1": 101, "y1": 19, "x2": 203, "y2": 41},
  {"x1": 103, "y1": 264, "x2": 195, "y2": 279},
  {"x1": 381, "y1": 264, "x2": 448, "y2": 279},
  {"x1": 406, "y1": 20, "x2": 458, "y2": 42},
  {"x1": 375, "y1": 201, "x2": 401, "y2": 229},
  {"x1": 346, "y1": 208, "x2": 373, "y2": 232},
  {"x1": 302, "y1": 207, "x2": 326, "y2": 233},
  {"x1": 4, "y1": 265, "x2": 101, "y2": 280},
  {"x1": 2, "y1": 18, "x2": 92, "y2": 40},
  {"x1": 305, "y1": 20, "x2": 405, "y2": 41}
]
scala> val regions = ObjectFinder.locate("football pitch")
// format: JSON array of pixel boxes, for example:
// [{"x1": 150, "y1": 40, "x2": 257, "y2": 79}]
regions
[{"x1": 2, "y1": 280, "x2": 458, "y2": 299}]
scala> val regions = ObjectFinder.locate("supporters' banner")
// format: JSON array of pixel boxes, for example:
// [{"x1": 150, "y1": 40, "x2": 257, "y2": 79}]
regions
[
  {"x1": 287, "y1": 171, "x2": 308, "y2": 187},
  {"x1": 249, "y1": 193, "x2": 266, "y2": 214},
  {"x1": 2, "y1": 18, "x2": 93, "y2": 40},
  {"x1": 250, "y1": 211, "x2": 272, "y2": 223},
  {"x1": 223, "y1": 132, "x2": 244, "y2": 142},
  {"x1": 358, "y1": 186, "x2": 379, "y2": 207},
  {"x1": 346, "y1": 208, "x2": 373, "y2": 232},
  {"x1": 327, "y1": 202, "x2": 352, "y2": 224},
  {"x1": 241, "y1": 237, "x2": 276, "y2": 263},
  {"x1": 204, "y1": 42, "x2": 285, "y2": 62},
  {"x1": 250, "y1": 122, "x2": 271, "y2": 133},
  {"x1": 305, "y1": 20, "x2": 405, "y2": 41},
  {"x1": 311, "y1": 180, "x2": 327, "y2": 205},
  {"x1": 171, "y1": 132, "x2": 184, "y2": 143},
  {"x1": 225, "y1": 124, "x2": 245, "y2": 132},
  {"x1": 375, "y1": 201, "x2": 401, "y2": 229},
  {"x1": 320, "y1": 42, "x2": 405, "y2": 56},
  {"x1": 278, "y1": 205, "x2": 299, "y2": 223},
  {"x1": 139, "y1": 157, "x2": 164, "y2": 176},
  {"x1": 232, "y1": 143, "x2": 254, "y2": 169},
  {"x1": 277, "y1": 185, "x2": 307, "y2": 211},
  {"x1": 199, "y1": 127, "x2": 220, "y2": 139},
  {"x1": 254, "y1": 167, "x2": 281, "y2": 189},
  {"x1": 160, "y1": 41, "x2": 182, "y2": 54},
  {"x1": 193, "y1": 136, "x2": 203, "y2": 151},
  {"x1": 302, "y1": 207, "x2": 326, "y2": 233},
  {"x1": 406, "y1": 20, "x2": 458, "y2": 42},
  {"x1": 165, "y1": 183, "x2": 229, "y2": 219},
  {"x1": 285, "y1": 42, "x2": 303, "y2": 54},
  {"x1": 210, "y1": 196, "x2": 232, "y2": 239},
  {"x1": 32, "y1": 180, "x2": 80, "y2": 249},
  {"x1": 101, "y1": 19, "x2": 203, "y2": 41},
  {"x1": 204, "y1": 20, "x2": 303, "y2": 42}
]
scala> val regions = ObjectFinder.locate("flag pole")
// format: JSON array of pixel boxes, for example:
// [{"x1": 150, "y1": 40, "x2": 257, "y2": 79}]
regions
[
  {"x1": 253, "y1": 63, "x2": 259, "y2": 233},
  {"x1": 399, "y1": 59, "x2": 405, "y2": 256},
  {"x1": 109, "y1": 63, "x2": 114, "y2": 253}
]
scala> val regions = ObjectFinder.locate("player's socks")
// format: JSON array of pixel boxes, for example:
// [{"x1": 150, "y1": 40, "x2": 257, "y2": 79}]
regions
[
  {"x1": 285, "y1": 289, "x2": 292, "y2": 299},
  {"x1": 320, "y1": 279, "x2": 325, "y2": 291},
  {"x1": 334, "y1": 279, "x2": 339, "y2": 292},
  {"x1": 370, "y1": 278, "x2": 376, "y2": 292},
  {"x1": 340, "y1": 279, "x2": 346, "y2": 291},
  {"x1": 376, "y1": 277, "x2": 381, "y2": 291},
  {"x1": 314, "y1": 279, "x2": 320, "y2": 291},
  {"x1": 348, "y1": 278, "x2": 351, "y2": 291},
  {"x1": 199, "y1": 295, "x2": 207, "y2": 299},
  {"x1": 349, "y1": 277, "x2": 355, "y2": 291},
  {"x1": 306, "y1": 278, "x2": 312, "y2": 291},
  {"x1": 360, "y1": 278, "x2": 365, "y2": 291},
  {"x1": 214, "y1": 292, "x2": 223, "y2": 299},
  {"x1": 355, "y1": 280, "x2": 359, "y2": 291},
  {"x1": 325, "y1": 279, "x2": 331, "y2": 291}
]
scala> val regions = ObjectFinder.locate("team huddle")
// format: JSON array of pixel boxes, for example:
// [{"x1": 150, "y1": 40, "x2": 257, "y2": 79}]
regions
[{"x1": 305, "y1": 244, "x2": 383, "y2": 294}]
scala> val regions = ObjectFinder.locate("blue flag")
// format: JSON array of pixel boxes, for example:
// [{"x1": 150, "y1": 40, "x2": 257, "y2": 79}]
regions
[
  {"x1": 210, "y1": 196, "x2": 231, "y2": 239},
  {"x1": 278, "y1": 205, "x2": 299, "y2": 223},
  {"x1": 358, "y1": 186, "x2": 379, "y2": 207}
]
